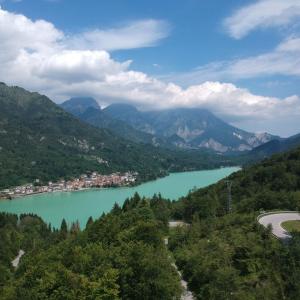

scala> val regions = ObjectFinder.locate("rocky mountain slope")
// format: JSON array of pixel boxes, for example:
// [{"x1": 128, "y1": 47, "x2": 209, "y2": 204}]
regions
[
  {"x1": 103, "y1": 104, "x2": 277, "y2": 152},
  {"x1": 248, "y1": 133, "x2": 300, "y2": 159},
  {"x1": 62, "y1": 99, "x2": 277, "y2": 153}
]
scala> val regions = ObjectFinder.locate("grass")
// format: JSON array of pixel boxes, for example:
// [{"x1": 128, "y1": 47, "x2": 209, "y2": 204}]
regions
[{"x1": 282, "y1": 220, "x2": 300, "y2": 232}]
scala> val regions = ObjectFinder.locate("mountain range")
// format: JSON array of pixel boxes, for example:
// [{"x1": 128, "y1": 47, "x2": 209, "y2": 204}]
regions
[
  {"x1": 1, "y1": 83, "x2": 299, "y2": 189},
  {"x1": 0, "y1": 83, "x2": 232, "y2": 189},
  {"x1": 247, "y1": 133, "x2": 300, "y2": 160},
  {"x1": 61, "y1": 98, "x2": 277, "y2": 153}
]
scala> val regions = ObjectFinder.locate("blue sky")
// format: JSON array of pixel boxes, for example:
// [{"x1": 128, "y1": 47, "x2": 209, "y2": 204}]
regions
[{"x1": 0, "y1": 0, "x2": 300, "y2": 136}]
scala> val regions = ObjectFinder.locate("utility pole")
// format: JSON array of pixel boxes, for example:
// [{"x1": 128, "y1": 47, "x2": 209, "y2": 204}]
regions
[{"x1": 226, "y1": 180, "x2": 232, "y2": 213}]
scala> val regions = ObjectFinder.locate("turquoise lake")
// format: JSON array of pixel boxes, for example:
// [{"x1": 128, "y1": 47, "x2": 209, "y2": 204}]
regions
[{"x1": 0, "y1": 167, "x2": 239, "y2": 228}]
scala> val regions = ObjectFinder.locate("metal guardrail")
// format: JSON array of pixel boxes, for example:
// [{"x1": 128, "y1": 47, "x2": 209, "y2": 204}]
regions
[
  {"x1": 256, "y1": 210, "x2": 300, "y2": 222},
  {"x1": 256, "y1": 211, "x2": 300, "y2": 241}
]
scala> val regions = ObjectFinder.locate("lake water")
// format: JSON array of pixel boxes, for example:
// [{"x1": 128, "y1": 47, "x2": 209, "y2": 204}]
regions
[{"x1": 0, "y1": 167, "x2": 239, "y2": 228}]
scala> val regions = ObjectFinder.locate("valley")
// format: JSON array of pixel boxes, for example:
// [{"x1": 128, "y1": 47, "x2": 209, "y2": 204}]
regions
[
  {"x1": 0, "y1": 167, "x2": 239, "y2": 228},
  {"x1": 1, "y1": 1, "x2": 300, "y2": 299},
  {"x1": 1, "y1": 83, "x2": 300, "y2": 300},
  {"x1": 1, "y1": 144, "x2": 300, "y2": 299},
  {"x1": 0, "y1": 83, "x2": 234, "y2": 189}
]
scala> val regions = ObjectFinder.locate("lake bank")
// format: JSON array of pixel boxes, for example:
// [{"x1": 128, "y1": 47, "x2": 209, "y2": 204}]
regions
[{"x1": 0, "y1": 167, "x2": 240, "y2": 228}]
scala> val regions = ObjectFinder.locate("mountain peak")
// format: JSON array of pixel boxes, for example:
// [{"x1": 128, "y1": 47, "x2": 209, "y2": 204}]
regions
[
  {"x1": 103, "y1": 103, "x2": 277, "y2": 152},
  {"x1": 104, "y1": 103, "x2": 138, "y2": 114},
  {"x1": 60, "y1": 97, "x2": 100, "y2": 116}
]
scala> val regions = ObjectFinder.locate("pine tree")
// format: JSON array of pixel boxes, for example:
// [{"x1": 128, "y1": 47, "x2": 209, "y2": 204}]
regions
[{"x1": 60, "y1": 218, "x2": 68, "y2": 239}]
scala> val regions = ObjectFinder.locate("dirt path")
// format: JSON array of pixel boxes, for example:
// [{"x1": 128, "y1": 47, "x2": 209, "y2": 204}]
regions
[
  {"x1": 11, "y1": 249, "x2": 25, "y2": 268},
  {"x1": 167, "y1": 221, "x2": 194, "y2": 300}
]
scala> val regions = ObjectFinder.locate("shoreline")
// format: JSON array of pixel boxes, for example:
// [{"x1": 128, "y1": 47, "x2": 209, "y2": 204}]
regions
[
  {"x1": 0, "y1": 166, "x2": 241, "y2": 202},
  {"x1": 0, "y1": 184, "x2": 135, "y2": 201},
  {"x1": 0, "y1": 166, "x2": 240, "y2": 229}
]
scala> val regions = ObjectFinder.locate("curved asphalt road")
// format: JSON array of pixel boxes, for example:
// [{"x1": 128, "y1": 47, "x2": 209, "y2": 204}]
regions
[{"x1": 258, "y1": 212, "x2": 300, "y2": 239}]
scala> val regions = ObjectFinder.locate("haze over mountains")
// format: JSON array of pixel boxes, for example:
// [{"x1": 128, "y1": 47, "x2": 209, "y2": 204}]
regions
[
  {"x1": 61, "y1": 97, "x2": 277, "y2": 153},
  {"x1": 61, "y1": 98, "x2": 164, "y2": 146}
]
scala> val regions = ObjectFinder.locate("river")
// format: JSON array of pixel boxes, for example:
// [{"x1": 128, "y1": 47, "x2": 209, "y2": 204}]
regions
[{"x1": 0, "y1": 167, "x2": 239, "y2": 228}]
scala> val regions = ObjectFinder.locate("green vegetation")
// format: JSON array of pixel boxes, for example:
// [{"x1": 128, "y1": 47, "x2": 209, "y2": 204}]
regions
[
  {"x1": 1, "y1": 85, "x2": 300, "y2": 300},
  {"x1": 168, "y1": 146, "x2": 300, "y2": 299},
  {"x1": 282, "y1": 220, "x2": 300, "y2": 233},
  {"x1": 0, "y1": 194, "x2": 182, "y2": 299},
  {"x1": 0, "y1": 83, "x2": 233, "y2": 189}
]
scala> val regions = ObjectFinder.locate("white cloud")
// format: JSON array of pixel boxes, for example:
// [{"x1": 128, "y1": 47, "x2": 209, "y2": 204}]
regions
[
  {"x1": 224, "y1": 0, "x2": 300, "y2": 39},
  {"x1": 0, "y1": 7, "x2": 300, "y2": 136},
  {"x1": 165, "y1": 36, "x2": 300, "y2": 84},
  {"x1": 35, "y1": 50, "x2": 131, "y2": 83},
  {"x1": 67, "y1": 20, "x2": 171, "y2": 51}
]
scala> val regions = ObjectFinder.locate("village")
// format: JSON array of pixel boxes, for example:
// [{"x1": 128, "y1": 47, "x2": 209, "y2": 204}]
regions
[{"x1": 0, "y1": 171, "x2": 138, "y2": 199}]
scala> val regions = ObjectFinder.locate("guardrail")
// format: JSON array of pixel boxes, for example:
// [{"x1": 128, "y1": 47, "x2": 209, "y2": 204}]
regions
[
  {"x1": 256, "y1": 210, "x2": 300, "y2": 222},
  {"x1": 256, "y1": 211, "x2": 300, "y2": 241}
]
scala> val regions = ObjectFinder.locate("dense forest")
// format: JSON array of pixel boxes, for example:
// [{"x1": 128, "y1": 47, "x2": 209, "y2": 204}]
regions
[
  {"x1": 0, "y1": 194, "x2": 181, "y2": 299},
  {"x1": 169, "y1": 146, "x2": 300, "y2": 299},
  {"x1": 1, "y1": 147, "x2": 300, "y2": 299}
]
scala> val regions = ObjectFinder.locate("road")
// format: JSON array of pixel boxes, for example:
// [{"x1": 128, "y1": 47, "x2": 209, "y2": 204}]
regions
[
  {"x1": 258, "y1": 212, "x2": 300, "y2": 239},
  {"x1": 169, "y1": 221, "x2": 189, "y2": 228},
  {"x1": 11, "y1": 249, "x2": 25, "y2": 268},
  {"x1": 167, "y1": 221, "x2": 194, "y2": 300}
]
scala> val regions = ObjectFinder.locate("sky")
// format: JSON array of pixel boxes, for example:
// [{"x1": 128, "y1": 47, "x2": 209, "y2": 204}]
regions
[{"x1": 0, "y1": 0, "x2": 300, "y2": 136}]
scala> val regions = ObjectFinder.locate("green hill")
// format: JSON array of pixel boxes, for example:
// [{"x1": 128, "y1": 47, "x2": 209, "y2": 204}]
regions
[
  {"x1": 177, "y1": 146, "x2": 300, "y2": 220},
  {"x1": 169, "y1": 146, "x2": 300, "y2": 299}
]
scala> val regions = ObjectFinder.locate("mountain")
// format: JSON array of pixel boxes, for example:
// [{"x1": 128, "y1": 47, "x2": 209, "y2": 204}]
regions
[
  {"x1": 60, "y1": 98, "x2": 166, "y2": 146},
  {"x1": 103, "y1": 104, "x2": 277, "y2": 152},
  {"x1": 248, "y1": 133, "x2": 300, "y2": 159},
  {"x1": 0, "y1": 83, "x2": 232, "y2": 189},
  {"x1": 60, "y1": 97, "x2": 101, "y2": 116},
  {"x1": 61, "y1": 99, "x2": 277, "y2": 153}
]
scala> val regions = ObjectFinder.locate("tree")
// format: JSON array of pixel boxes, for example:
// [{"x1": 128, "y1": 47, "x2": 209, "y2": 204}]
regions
[
  {"x1": 60, "y1": 218, "x2": 68, "y2": 239},
  {"x1": 86, "y1": 216, "x2": 93, "y2": 229}
]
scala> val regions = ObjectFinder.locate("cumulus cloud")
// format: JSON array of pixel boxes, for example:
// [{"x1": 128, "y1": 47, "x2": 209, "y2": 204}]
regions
[
  {"x1": 0, "y1": 7, "x2": 300, "y2": 136},
  {"x1": 224, "y1": 0, "x2": 300, "y2": 39}
]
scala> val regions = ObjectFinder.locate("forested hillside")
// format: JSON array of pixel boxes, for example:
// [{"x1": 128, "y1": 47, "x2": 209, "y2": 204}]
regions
[
  {"x1": 61, "y1": 98, "x2": 165, "y2": 146},
  {"x1": 1, "y1": 148, "x2": 300, "y2": 299},
  {"x1": 0, "y1": 194, "x2": 181, "y2": 299},
  {"x1": 0, "y1": 83, "x2": 233, "y2": 189},
  {"x1": 169, "y1": 146, "x2": 300, "y2": 299}
]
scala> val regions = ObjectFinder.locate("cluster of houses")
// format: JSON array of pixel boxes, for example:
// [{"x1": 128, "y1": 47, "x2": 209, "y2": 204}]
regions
[{"x1": 0, "y1": 171, "x2": 138, "y2": 198}]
